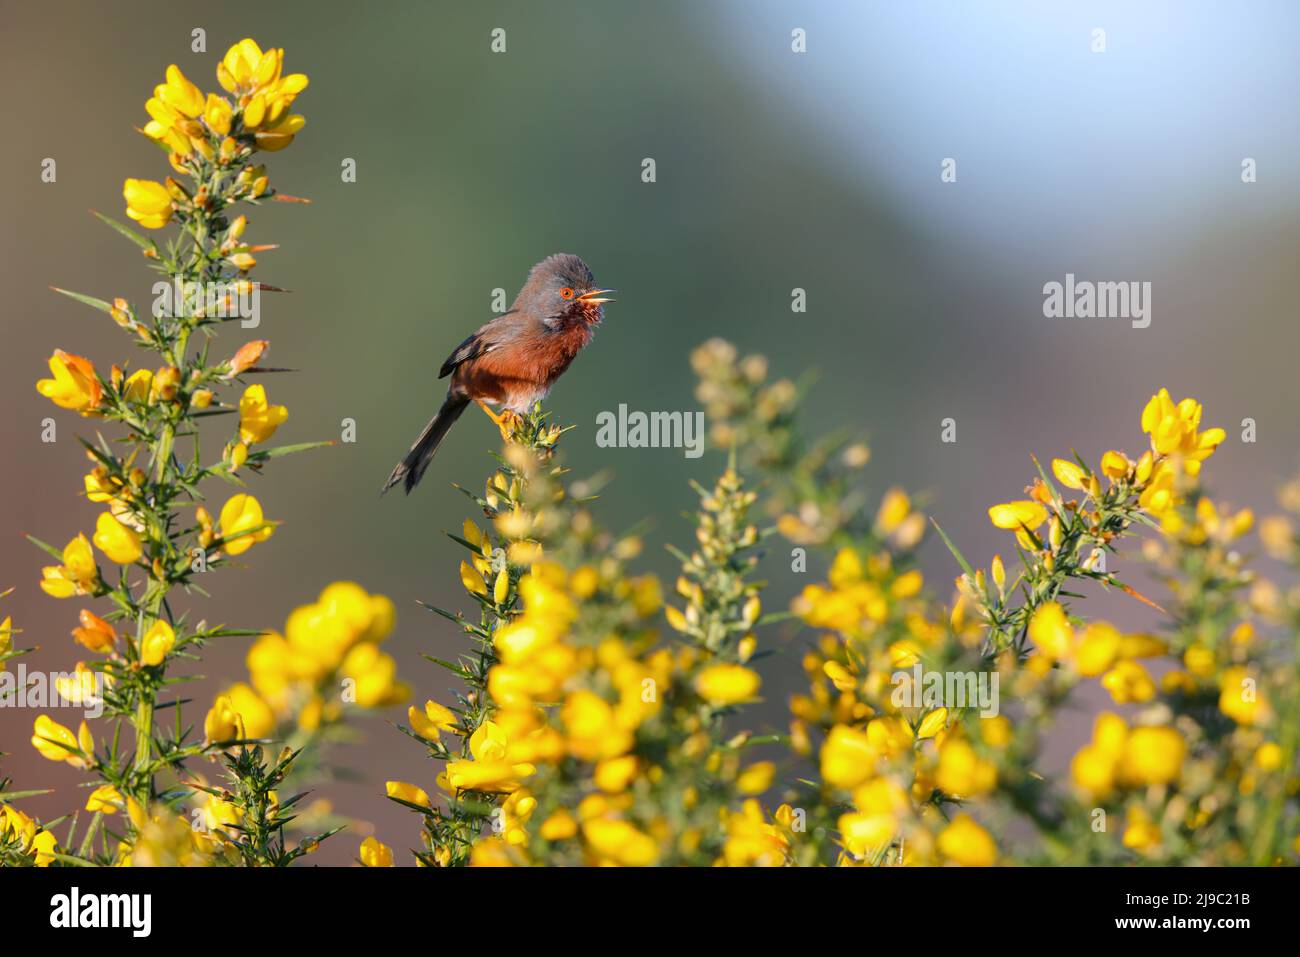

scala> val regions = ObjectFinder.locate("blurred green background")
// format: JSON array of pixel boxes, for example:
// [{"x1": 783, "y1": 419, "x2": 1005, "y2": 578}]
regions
[{"x1": 2, "y1": 0, "x2": 1298, "y2": 863}]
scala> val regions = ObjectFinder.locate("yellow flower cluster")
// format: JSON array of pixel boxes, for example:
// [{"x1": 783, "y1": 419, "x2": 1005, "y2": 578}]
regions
[
  {"x1": 130, "y1": 39, "x2": 308, "y2": 230},
  {"x1": 209, "y1": 582, "x2": 407, "y2": 742}
]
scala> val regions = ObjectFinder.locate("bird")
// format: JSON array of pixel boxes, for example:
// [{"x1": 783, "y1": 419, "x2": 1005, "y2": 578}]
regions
[{"x1": 382, "y1": 253, "x2": 614, "y2": 495}]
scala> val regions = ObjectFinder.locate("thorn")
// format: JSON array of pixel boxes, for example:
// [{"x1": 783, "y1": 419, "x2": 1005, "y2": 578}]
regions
[
  {"x1": 271, "y1": 194, "x2": 312, "y2": 204},
  {"x1": 1118, "y1": 581, "x2": 1167, "y2": 615}
]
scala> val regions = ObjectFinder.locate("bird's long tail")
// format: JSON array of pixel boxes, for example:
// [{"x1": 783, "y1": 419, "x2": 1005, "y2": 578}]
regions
[{"x1": 381, "y1": 393, "x2": 470, "y2": 495}]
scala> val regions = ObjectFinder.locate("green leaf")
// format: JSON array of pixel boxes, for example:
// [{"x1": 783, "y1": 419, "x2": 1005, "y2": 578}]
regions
[
  {"x1": 25, "y1": 534, "x2": 68, "y2": 562},
  {"x1": 420, "y1": 654, "x2": 473, "y2": 680},
  {"x1": 92, "y1": 210, "x2": 156, "y2": 252},
  {"x1": 50, "y1": 286, "x2": 113, "y2": 314},
  {"x1": 0, "y1": 788, "x2": 54, "y2": 802},
  {"x1": 249, "y1": 440, "x2": 335, "y2": 460},
  {"x1": 930, "y1": 518, "x2": 976, "y2": 580}
]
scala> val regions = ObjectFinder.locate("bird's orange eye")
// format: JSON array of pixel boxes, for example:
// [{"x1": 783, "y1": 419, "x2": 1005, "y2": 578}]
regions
[{"x1": 560, "y1": 287, "x2": 575, "y2": 300}]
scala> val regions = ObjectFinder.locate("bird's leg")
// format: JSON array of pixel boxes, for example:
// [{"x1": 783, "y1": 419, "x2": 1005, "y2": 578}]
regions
[{"x1": 474, "y1": 399, "x2": 521, "y2": 441}]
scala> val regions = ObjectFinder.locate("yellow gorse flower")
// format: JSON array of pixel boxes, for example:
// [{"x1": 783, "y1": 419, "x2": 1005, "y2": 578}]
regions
[
  {"x1": 238, "y1": 383, "x2": 288, "y2": 445},
  {"x1": 1140, "y1": 388, "x2": 1225, "y2": 475},
  {"x1": 36, "y1": 349, "x2": 102, "y2": 413},
  {"x1": 694, "y1": 663, "x2": 761, "y2": 706},
  {"x1": 386, "y1": 780, "x2": 431, "y2": 808},
  {"x1": 203, "y1": 694, "x2": 246, "y2": 744},
  {"x1": 987, "y1": 500, "x2": 1048, "y2": 531},
  {"x1": 359, "y1": 836, "x2": 394, "y2": 867},
  {"x1": 444, "y1": 721, "x2": 536, "y2": 794},
  {"x1": 31, "y1": 715, "x2": 93, "y2": 769},
  {"x1": 140, "y1": 619, "x2": 175, "y2": 667},
  {"x1": 218, "y1": 493, "x2": 275, "y2": 555},
  {"x1": 72, "y1": 609, "x2": 117, "y2": 653},
  {"x1": 93, "y1": 512, "x2": 143, "y2": 565},
  {"x1": 40, "y1": 533, "x2": 97, "y2": 598},
  {"x1": 85, "y1": 784, "x2": 124, "y2": 814},
  {"x1": 937, "y1": 814, "x2": 996, "y2": 866},
  {"x1": 123, "y1": 178, "x2": 173, "y2": 230},
  {"x1": 216, "y1": 38, "x2": 309, "y2": 151}
]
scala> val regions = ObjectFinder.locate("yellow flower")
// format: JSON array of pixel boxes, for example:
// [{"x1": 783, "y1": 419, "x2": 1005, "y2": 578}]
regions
[
  {"x1": 1051, "y1": 458, "x2": 1088, "y2": 491},
  {"x1": 409, "y1": 699, "x2": 458, "y2": 740},
  {"x1": 0, "y1": 804, "x2": 37, "y2": 852},
  {"x1": 217, "y1": 39, "x2": 309, "y2": 151},
  {"x1": 582, "y1": 817, "x2": 658, "y2": 866},
  {"x1": 93, "y1": 512, "x2": 143, "y2": 565},
  {"x1": 444, "y1": 721, "x2": 535, "y2": 794},
  {"x1": 121, "y1": 368, "x2": 153, "y2": 405},
  {"x1": 987, "y1": 500, "x2": 1048, "y2": 531},
  {"x1": 937, "y1": 814, "x2": 996, "y2": 866},
  {"x1": 540, "y1": 809, "x2": 578, "y2": 841},
  {"x1": 1118, "y1": 726, "x2": 1185, "y2": 787},
  {"x1": 86, "y1": 785, "x2": 124, "y2": 814},
  {"x1": 223, "y1": 681, "x2": 276, "y2": 738},
  {"x1": 875, "y1": 488, "x2": 911, "y2": 535},
  {"x1": 140, "y1": 619, "x2": 175, "y2": 666},
  {"x1": 55, "y1": 663, "x2": 101, "y2": 707},
  {"x1": 157, "y1": 64, "x2": 204, "y2": 118},
  {"x1": 386, "y1": 780, "x2": 431, "y2": 808},
  {"x1": 1070, "y1": 712, "x2": 1127, "y2": 798},
  {"x1": 1218, "y1": 666, "x2": 1267, "y2": 725},
  {"x1": 40, "y1": 534, "x2": 97, "y2": 598},
  {"x1": 238, "y1": 384, "x2": 288, "y2": 445},
  {"x1": 1100, "y1": 450, "x2": 1131, "y2": 480},
  {"x1": 1140, "y1": 388, "x2": 1225, "y2": 469},
  {"x1": 226, "y1": 339, "x2": 268, "y2": 376},
  {"x1": 561, "y1": 691, "x2": 631, "y2": 762},
  {"x1": 359, "y1": 836, "x2": 394, "y2": 867},
  {"x1": 1027, "y1": 602, "x2": 1073, "y2": 659},
  {"x1": 694, "y1": 663, "x2": 761, "y2": 706},
  {"x1": 721, "y1": 800, "x2": 790, "y2": 866},
  {"x1": 203, "y1": 93, "x2": 232, "y2": 136},
  {"x1": 936, "y1": 738, "x2": 996, "y2": 798},
  {"x1": 737, "y1": 761, "x2": 776, "y2": 795},
  {"x1": 204, "y1": 694, "x2": 246, "y2": 744},
  {"x1": 32, "y1": 715, "x2": 93, "y2": 768},
  {"x1": 594, "y1": 755, "x2": 640, "y2": 793},
  {"x1": 1101, "y1": 659, "x2": 1156, "y2": 704},
  {"x1": 459, "y1": 560, "x2": 487, "y2": 597},
  {"x1": 1121, "y1": 806, "x2": 1162, "y2": 852},
  {"x1": 839, "y1": 778, "x2": 908, "y2": 857},
  {"x1": 340, "y1": 642, "x2": 409, "y2": 708},
  {"x1": 1075, "y1": 622, "x2": 1121, "y2": 677},
  {"x1": 1254, "y1": 742, "x2": 1283, "y2": 771},
  {"x1": 32, "y1": 830, "x2": 58, "y2": 867},
  {"x1": 123, "y1": 178, "x2": 173, "y2": 229},
  {"x1": 820, "y1": 724, "x2": 879, "y2": 791},
  {"x1": 219, "y1": 493, "x2": 275, "y2": 555},
  {"x1": 72, "y1": 609, "x2": 117, "y2": 653},
  {"x1": 1070, "y1": 743, "x2": 1117, "y2": 799},
  {"x1": 36, "y1": 350, "x2": 102, "y2": 414}
]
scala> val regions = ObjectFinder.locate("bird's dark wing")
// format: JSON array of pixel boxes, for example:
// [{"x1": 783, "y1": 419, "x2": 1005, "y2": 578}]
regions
[{"x1": 438, "y1": 312, "x2": 517, "y2": 378}]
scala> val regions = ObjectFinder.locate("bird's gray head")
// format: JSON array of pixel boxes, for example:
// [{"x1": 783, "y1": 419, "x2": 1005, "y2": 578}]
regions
[{"x1": 516, "y1": 253, "x2": 614, "y2": 326}]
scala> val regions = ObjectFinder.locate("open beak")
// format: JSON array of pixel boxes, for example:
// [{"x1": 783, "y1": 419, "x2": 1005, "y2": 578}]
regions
[{"x1": 579, "y1": 288, "x2": 616, "y2": 304}]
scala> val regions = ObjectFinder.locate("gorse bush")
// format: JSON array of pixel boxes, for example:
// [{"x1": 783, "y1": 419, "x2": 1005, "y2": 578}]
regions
[
  {"x1": 5, "y1": 42, "x2": 1296, "y2": 869},
  {"x1": 369, "y1": 340, "x2": 1299, "y2": 866},
  {"x1": 3, "y1": 39, "x2": 405, "y2": 867}
]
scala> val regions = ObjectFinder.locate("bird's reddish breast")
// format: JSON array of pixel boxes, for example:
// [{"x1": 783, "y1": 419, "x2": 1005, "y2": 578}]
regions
[{"x1": 457, "y1": 322, "x2": 594, "y2": 401}]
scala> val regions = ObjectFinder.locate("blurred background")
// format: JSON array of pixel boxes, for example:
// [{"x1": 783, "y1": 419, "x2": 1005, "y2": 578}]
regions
[{"x1": 2, "y1": 0, "x2": 1298, "y2": 863}]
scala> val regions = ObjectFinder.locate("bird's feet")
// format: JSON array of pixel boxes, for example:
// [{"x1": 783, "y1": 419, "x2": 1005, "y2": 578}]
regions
[{"x1": 475, "y1": 399, "x2": 521, "y2": 441}]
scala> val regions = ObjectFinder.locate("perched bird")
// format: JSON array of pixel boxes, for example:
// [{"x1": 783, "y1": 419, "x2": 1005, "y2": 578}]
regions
[{"x1": 382, "y1": 253, "x2": 613, "y2": 495}]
